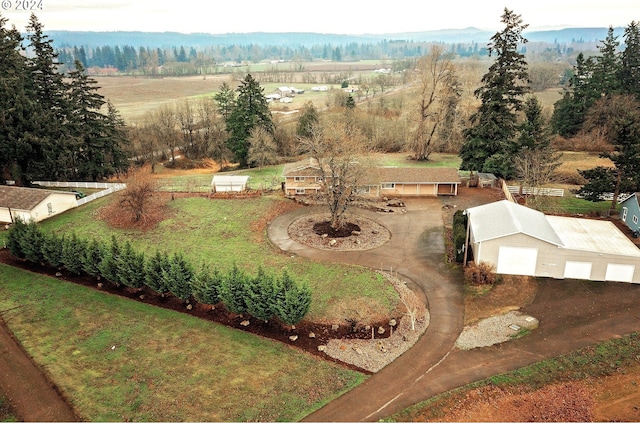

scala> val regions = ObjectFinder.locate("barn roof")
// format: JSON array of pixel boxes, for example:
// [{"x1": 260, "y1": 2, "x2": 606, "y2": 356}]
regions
[
  {"x1": 0, "y1": 186, "x2": 75, "y2": 211},
  {"x1": 466, "y1": 200, "x2": 564, "y2": 246},
  {"x1": 547, "y1": 215, "x2": 640, "y2": 257}
]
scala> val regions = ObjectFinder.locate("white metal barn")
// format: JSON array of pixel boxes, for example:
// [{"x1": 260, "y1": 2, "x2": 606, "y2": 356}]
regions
[
  {"x1": 466, "y1": 200, "x2": 640, "y2": 283},
  {"x1": 0, "y1": 186, "x2": 77, "y2": 223},
  {"x1": 211, "y1": 175, "x2": 250, "y2": 192}
]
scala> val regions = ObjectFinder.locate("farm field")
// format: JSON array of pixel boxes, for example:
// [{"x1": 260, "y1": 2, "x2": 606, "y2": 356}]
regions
[{"x1": 0, "y1": 264, "x2": 364, "y2": 421}]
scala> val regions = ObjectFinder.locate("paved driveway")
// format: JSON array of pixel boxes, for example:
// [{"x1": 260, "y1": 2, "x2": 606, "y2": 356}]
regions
[{"x1": 268, "y1": 199, "x2": 466, "y2": 421}]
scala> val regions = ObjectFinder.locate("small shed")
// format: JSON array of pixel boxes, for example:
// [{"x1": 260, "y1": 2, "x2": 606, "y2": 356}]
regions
[
  {"x1": 466, "y1": 200, "x2": 640, "y2": 283},
  {"x1": 211, "y1": 175, "x2": 250, "y2": 192},
  {"x1": 620, "y1": 193, "x2": 640, "y2": 235},
  {"x1": 0, "y1": 186, "x2": 77, "y2": 223}
]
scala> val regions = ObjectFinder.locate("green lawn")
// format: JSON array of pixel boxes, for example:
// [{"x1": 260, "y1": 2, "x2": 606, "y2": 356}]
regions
[
  {"x1": 0, "y1": 264, "x2": 365, "y2": 421},
  {"x1": 377, "y1": 153, "x2": 462, "y2": 168},
  {"x1": 36, "y1": 193, "x2": 398, "y2": 322}
]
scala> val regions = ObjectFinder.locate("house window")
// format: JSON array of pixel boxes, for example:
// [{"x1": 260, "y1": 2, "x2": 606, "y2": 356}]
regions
[
  {"x1": 622, "y1": 207, "x2": 628, "y2": 221},
  {"x1": 634, "y1": 215, "x2": 638, "y2": 225},
  {"x1": 381, "y1": 183, "x2": 395, "y2": 190},
  {"x1": 294, "y1": 176, "x2": 304, "y2": 182},
  {"x1": 47, "y1": 203, "x2": 53, "y2": 215},
  {"x1": 295, "y1": 188, "x2": 306, "y2": 195}
]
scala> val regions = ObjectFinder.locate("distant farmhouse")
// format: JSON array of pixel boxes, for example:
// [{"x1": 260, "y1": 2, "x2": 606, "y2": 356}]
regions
[{"x1": 282, "y1": 158, "x2": 461, "y2": 197}]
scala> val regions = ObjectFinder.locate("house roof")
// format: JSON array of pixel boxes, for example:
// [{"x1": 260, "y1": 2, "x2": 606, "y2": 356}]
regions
[
  {"x1": 620, "y1": 192, "x2": 640, "y2": 206},
  {"x1": 282, "y1": 158, "x2": 323, "y2": 177},
  {"x1": 547, "y1": 215, "x2": 640, "y2": 257},
  {"x1": 211, "y1": 175, "x2": 250, "y2": 185},
  {"x1": 466, "y1": 200, "x2": 564, "y2": 246},
  {"x1": 379, "y1": 167, "x2": 461, "y2": 184},
  {"x1": 0, "y1": 186, "x2": 76, "y2": 211}
]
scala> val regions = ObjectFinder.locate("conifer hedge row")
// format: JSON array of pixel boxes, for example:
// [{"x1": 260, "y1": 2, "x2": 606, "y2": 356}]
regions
[{"x1": 6, "y1": 219, "x2": 311, "y2": 326}]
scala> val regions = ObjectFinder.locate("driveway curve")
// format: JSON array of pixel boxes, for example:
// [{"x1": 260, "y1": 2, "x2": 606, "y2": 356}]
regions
[{"x1": 267, "y1": 199, "x2": 465, "y2": 421}]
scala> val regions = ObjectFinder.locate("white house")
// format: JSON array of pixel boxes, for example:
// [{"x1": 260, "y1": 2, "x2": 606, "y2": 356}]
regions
[
  {"x1": 0, "y1": 186, "x2": 78, "y2": 223},
  {"x1": 466, "y1": 200, "x2": 640, "y2": 283},
  {"x1": 211, "y1": 175, "x2": 250, "y2": 192}
]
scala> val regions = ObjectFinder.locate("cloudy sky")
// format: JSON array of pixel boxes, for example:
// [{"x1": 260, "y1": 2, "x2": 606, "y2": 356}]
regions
[{"x1": 2, "y1": 0, "x2": 638, "y2": 34}]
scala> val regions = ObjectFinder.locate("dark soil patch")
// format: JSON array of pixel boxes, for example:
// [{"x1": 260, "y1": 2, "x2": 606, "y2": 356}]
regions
[
  {"x1": 312, "y1": 221, "x2": 361, "y2": 238},
  {"x1": 0, "y1": 248, "x2": 394, "y2": 375}
]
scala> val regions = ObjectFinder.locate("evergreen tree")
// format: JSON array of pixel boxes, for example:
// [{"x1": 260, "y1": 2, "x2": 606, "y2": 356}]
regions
[
  {"x1": 459, "y1": 9, "x2": 530, "y2": 178},
  {"x1": 191, "y1": 263, "x2": 222, "y2": 306},
  {"x1": 62, "y1": 232, "x2": 86, "y2": 275},
  {"x1": 42, "y1": 233, "x2": 65, "y2": 268},
  {"x1": 245, "y1": 267, "x2": 276, "y2": 322},
  {"x1": 67, "y1": 60, "x2": 129, "y2": 181},
  {"x1": 225, "y1": 74, "x2": 273, "y2": 167},
  {"x1": 620, "y1": 21, "x2": 640, "y2": 99},
  {"x1": 213, "y1": 81, "x2": 236, "y2": 119},
  {"x1": 577, "y1": 94, "x2": 640, "y2": 208},
  {"x1": 219, "y1": 264, "x2": 248, "y2": 314},
  {"x1": 162, "y1": 253, "x2": 193, "y2": 302},
  {"x1": 6, "y1": 218, "x2": 28, "y2": 259},
  {"x1": 116, "y1": 240, "x2": 146, "y2": 288},
  {"x1": 20, "y1": 221, "x2": 45, "y2": 264},
  {"x1": 0, "y1": 17, "x2": 32, "y2": 184},
  {"x1": 591, "y1": 27, "x2": 621, "y2": 96},
  {"x1": 145, "y1": 250, "x2": 170, "y2": 295},
  {"x1": 296, "y1": 101, "x2": 319, "y2": 139},
  {"x1": 275, "y1": 272, "x2": 312, "y2": 327},
  {"x1": 98, "y1": 235, "x2": 121, "y2": 283},
  {"x1": 82, "y1": 238, "x2": 103, "y2": 277}
]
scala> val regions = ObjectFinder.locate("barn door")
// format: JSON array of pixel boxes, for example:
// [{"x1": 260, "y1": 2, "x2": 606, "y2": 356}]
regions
[{"x1": 496, "y1": 246, "x2": 537, "y2": 276}]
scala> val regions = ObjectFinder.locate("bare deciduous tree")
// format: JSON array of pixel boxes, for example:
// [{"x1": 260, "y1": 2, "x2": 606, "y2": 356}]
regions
[
  {"x1": 247, "y1": 125, "x2": 278, "y2": 168},
  {"x1": 299, "y1": 116, "x2": 373, "y2": 230},
  {"x1": 119, "y1": 169, "x2": 158, "y2": 222},
  {"x1": 406, "y1": 47, "x2": 460, "y2": 161}
]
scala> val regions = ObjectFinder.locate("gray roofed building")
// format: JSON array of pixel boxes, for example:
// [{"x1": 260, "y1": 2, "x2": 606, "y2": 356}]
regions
[{"x1": 0, "y1": 186, "x2": 77, "y2": 223}]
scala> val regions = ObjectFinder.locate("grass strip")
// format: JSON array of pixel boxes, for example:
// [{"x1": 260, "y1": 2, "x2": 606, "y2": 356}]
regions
[{"x1": 0, "y1": 263, "x2": 365, "y2": 421}]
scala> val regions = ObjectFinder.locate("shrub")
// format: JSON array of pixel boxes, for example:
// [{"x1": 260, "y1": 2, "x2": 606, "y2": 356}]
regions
[
  {"x1": 98, "y1": 235, "x2": 121, "y2": 284},
  {"x1": 21, "y1": 221, "x2": 45, "y2": 264},
  {"x1": 464, "y1": 262, "x2": 499, "y2": 285},
  {"x1": 145, "y1": 250, "x2": 170, "y2": 295},
  {"x1": 162, "y1": 252, "x2": 194, "y2": 302},
  {"x1": 42, "y1": 233, "x2": 65, "y2": 268},
  {"x1": 117, "y1": 240, "x2": 146, "y2": 288},
  {"x1": 191, "y1": 263, "x2": 221, "y2": 306},
  {"x1": 6, "y1": 218, "x2": 28, "y2": 259},
  {"x1": 452, "y1": 210, "x2": 468, "y2": 263},
  {"x1": 82, "y1": 238, "x2": 103, "y2": 277},
  {"x1": 245, "y1": 267, "x2": 276, "y2": 322},
  {"x1": 275, "y1": 271, "x2": 312, "y2": 326},
  {"x1": 62, "y1": 233, "x2": 86, "y2": 275},
  {"x1": 219, "y1": 264, "x2": 248, "y2": 314}
]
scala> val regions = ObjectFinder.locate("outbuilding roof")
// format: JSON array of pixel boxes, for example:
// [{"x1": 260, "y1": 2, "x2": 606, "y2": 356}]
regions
[
  {"x1": 547, "y1": 215, "x2": 640, "y2": 257},
  {"x1": 211, "y1": 175, "x2": 250, "y2": 185},
  {"x1": 0, "y1": 186, "x2": 76, "y2": 211},
  {"x1": 466, "y1": 200, "x2": 564, "y2": 246}
]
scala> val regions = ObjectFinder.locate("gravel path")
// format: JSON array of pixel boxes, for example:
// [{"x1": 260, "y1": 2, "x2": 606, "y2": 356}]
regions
[{"x1": 455, "y1": 311, "x2": 540, "y2": 350}]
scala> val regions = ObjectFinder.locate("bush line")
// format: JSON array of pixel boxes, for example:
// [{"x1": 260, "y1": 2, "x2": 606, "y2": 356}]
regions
[{"x1": 6, "y1": 219, "x2": 311, "y2": 326}]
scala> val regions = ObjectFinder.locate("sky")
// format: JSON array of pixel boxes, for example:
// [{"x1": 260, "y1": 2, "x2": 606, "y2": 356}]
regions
[{"x1": 1, "y1": 0, "x2": 639, "y2": 34}]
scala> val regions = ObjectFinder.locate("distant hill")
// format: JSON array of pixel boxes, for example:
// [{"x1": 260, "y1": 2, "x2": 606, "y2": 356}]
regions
[{"x1": 46, "y1": 26, "x2": 624, "y2": 49}]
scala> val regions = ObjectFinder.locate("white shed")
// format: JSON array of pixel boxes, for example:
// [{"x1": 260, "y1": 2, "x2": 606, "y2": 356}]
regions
[
  {"x1": 466, "y1": 200, "x2": 640, "y2": 283},
  {"x1": 211, "y1": 175, "x2": 250, "y2": 192},
  {"x1": 0, "y1": 186, "x2": 78, "y2": 223}
]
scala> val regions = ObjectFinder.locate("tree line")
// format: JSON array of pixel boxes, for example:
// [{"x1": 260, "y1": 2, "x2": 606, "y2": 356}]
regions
[
  {"x1": 6, "y1": 219, "x2": 312, "y2": 326},
  {"x1": 0, "y1": 13, "x2": 129, "y2": 186},
  {"x1": 457, "y1": 9, "x2": 640, "y2": 208}
]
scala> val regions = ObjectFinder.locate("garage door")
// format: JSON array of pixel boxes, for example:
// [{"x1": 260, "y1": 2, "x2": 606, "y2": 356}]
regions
[
  {"x1": 497, "y1": 246, "x2": 537, "y2": 276},
  {"x1": 605, "y1": 264, "x2": 635, "y2": 282},
  {"x1": 564, "y1": 261, "x2": 593, "y2": 280}
]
